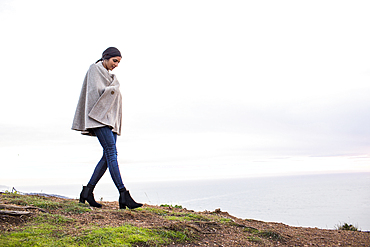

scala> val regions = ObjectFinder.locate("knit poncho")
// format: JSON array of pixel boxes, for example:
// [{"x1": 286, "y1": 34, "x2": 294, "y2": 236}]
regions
[{"x1": 72, "y1": 61, "x2": 122, "y2": 136}]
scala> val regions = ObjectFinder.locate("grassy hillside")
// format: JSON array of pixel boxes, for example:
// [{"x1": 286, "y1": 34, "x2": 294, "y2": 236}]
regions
[{"x1": 1, "y1": 192, "x2": 369, "y2": 246}]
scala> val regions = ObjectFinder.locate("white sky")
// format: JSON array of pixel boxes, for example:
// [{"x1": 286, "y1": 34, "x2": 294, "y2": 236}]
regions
[{"x1": 1, "y1": 0, "x2": 370, "y2": 186}]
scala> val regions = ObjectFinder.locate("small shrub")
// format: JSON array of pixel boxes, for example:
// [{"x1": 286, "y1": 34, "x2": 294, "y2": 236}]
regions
[
  {"x1": 243, "y1": 226, "x2": 259, "y2": 234},
  {"x1": 160, "y1": 204, "x2": 183, "y2": 209},
  {"x1": 247, "y1": 236, "x2": 263, "y2": 243},
  {"x1": 258, "y1": 230, "x2": 283, "y2": 241},
  {"x1": 336, "y1": 222, "x2": 358, "y2": 231}
]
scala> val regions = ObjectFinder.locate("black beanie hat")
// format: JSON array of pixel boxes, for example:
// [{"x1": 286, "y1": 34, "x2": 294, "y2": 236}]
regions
[{"x1": 96, "y1": 47, "x2": 121, "y2": 63}]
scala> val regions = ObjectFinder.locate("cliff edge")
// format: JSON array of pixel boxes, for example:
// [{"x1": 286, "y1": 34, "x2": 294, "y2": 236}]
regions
[{"x1": 1, "y1": 192, "x2": 369, "y2": 246}]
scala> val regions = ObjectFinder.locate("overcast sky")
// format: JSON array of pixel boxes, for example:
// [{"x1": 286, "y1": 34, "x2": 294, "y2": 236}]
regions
[{"x1": 1, "y1": 0, "x2": 370, "y2": 186}]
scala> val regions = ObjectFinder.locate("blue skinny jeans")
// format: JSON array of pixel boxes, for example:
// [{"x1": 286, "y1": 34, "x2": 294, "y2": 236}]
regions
[{"x1": 87, "y1": 126, "x2": 125, "y2": 190}]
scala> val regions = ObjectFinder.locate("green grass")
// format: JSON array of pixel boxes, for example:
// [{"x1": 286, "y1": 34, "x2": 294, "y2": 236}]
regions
[
  {"x1": 138, "y1": 204, "x2": 231, "y2": 224},
  {"x1": 1, "y1": 192, "x2": 91, "y2": 214},
  {"x1": 0, "y1": 193, "x2": 194, "y2": 246},
  {"x1": 0, "y1": 222, "x2": 191, "y2": 247},
  {"x1": 75, "y1": 224, "x2": 174, "y2": 246},
  {"x1": 0, "y1": 223, "x2": 73, "y2": 247},
  {"x1": 163, "y1": 211, "x2": 234, "y2": 224},
  {"x1": 218, "y1": 218, "x2": 233, "y2": 223},
  {"x1": 59, "y1": 200, "x2": 91, "y2": 214},
  {"x1": 165, "y1": 212, "x2": 212, "y2": 222},
  {"x1": 2, "y1": 193, "x2": 61, "y2": 210},
  {"x1": 0, "y1": 213, "x2": 192, "y2": 247},
  {"x1": 154, "y1": 227, "x2": 191, "y2": 244},
  {"x1": 33, "y1": 214, "x2": 75, "y2": 224},
  {"x1": 140, "y1": 207, "x2": 169, "y2": 216}
]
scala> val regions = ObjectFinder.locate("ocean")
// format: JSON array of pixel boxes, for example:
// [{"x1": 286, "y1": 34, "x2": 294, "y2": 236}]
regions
[{"x1": 8, "y1": 172, "x2": 370, "y2": 231}]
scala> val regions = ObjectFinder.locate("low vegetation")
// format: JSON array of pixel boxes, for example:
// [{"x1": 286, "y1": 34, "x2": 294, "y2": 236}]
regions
[
  {"x1": 336, "y1": 222, "x2": 359, "y2": 231},
  {"x1": 160, "y1": 204, "x2": 183, "y2": 209},
  {"x1": 1, "y1": 192, "x2": 369, "y2": 246},
  {"x1": 0, "y1": 192, "x2": 194, "y2": 246}
]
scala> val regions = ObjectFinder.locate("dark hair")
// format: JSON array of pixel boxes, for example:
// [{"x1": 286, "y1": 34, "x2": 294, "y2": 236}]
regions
[{"x1": 96, "y1": 47, "x2": 122, "y2": 63}]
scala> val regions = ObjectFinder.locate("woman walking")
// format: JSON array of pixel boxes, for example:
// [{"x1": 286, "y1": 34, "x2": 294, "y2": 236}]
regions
[{"x1": 72, "y1": 47, "x2": 142, "y2": 209}]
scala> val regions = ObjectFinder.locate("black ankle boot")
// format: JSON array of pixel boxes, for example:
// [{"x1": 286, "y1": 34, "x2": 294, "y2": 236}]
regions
[
  {"x1": 119, "y1": 188, "x2": 143, "y2": 209},
  {"x1": 79, "y1": 185, "x2": 102, "y2": 208}
]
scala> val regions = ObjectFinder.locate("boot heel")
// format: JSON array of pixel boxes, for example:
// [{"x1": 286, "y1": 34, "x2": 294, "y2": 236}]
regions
[
  {"x1": 79, "y1": 185, "x2": 102, "y2": 208},
  {"x1": 119, "y1": 190, "x2": 142, "y2": 210}
]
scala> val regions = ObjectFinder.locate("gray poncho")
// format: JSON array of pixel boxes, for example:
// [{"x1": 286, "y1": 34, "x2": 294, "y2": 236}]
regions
[{"x1": 72, "y1": 61, "x2": 122, "y2": 136}]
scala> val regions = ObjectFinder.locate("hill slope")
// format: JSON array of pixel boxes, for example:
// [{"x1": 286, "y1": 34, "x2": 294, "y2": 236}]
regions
[{"x1": 1, "y1": 192, "x2": 369, "y2": 246}]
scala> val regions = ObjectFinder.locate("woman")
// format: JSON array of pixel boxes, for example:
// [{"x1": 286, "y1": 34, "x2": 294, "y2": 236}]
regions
[{"x1": 72, "y1": 47, "x2": 142, "y2": 210}]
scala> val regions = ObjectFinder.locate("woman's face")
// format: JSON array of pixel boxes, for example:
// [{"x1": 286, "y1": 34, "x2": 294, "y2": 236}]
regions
[{"x1": 104, "y1": 56, "x2": 121, "y2": 71}]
